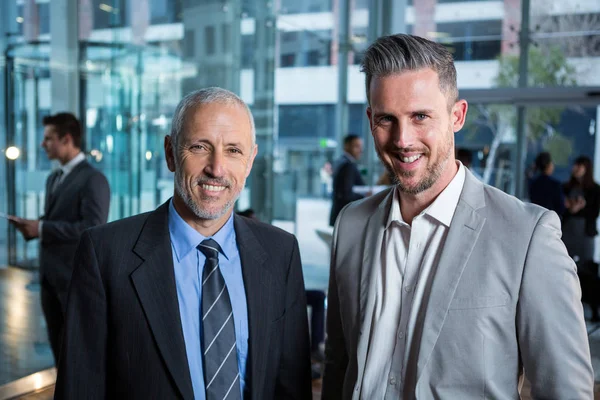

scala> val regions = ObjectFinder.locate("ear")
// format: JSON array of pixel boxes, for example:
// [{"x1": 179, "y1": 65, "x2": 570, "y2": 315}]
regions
[
  {"x1": 62, "y1": 133, "x2": 74, "y2": 146},
  {"x1": 451, "y1": 99, "x2": 468, "y2": 132},
  {"x1": 164, "y1": 135, "x2": 176, "y2": 172},
  {"x1": 245, "y1": 144, "x2": 258, "y2": 178}
]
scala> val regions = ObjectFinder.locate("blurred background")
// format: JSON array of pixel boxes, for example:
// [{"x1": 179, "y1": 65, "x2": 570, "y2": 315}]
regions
[{"x1": 0, "y1": 0, "x2": 599, "y2": 395}]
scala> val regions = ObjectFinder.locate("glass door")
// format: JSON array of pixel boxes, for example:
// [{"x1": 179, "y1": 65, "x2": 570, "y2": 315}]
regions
[{"x1": 5, "y1": 42, "x2": 52, "y2": 267}]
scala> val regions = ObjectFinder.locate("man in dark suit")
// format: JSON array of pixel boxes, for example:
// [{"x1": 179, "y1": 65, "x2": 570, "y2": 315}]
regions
[
  {"x1": 55, "y1": 88, "x2": 312, "y2": 399},
  {"x1": 528, "y1": 151, "x2": 566, "y2": 216},
  {"x1": 9, "y1": 112, "x2": 110, "y2": 363},
  {"x1": 329, "y1": 134, "x2": 365, "y2": 226}
]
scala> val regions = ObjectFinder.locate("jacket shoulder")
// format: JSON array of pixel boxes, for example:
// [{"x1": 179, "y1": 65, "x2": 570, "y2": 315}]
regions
[
  {"x1": 341, "y1": 187, "x2": 391, "y2": 217},
  {"x1": 237, "y1": 216, "x2": 296, "y2": 245},
  {"x1": 481, "y1": 182, "x2": 550, "y2": 225},
  {"x1": 85, "y1": 211, "x2": 152, "y2": 242}
]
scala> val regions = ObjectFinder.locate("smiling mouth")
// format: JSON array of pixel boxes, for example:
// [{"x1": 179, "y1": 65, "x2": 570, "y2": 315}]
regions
[
  {"x1": 201, "y1": 184, "x2": 226, "y2": 192},
  {"x1": 398, "y1": 154, "x2": 423, "y2": 163}
]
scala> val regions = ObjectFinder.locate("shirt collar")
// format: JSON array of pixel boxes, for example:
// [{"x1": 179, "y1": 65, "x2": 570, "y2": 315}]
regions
[
  {"x1": 386, "y1": 162, "x2": 466, "y2": 228},
  {"x1": 343, "y1": 152, "x2": 357, "y2": 163},
  {"x1": 60, "y1": 152, "x2": 86, "y2": 175},
  {"x1": 168, "y1": 199, "x2": 235, "y2": 262}
]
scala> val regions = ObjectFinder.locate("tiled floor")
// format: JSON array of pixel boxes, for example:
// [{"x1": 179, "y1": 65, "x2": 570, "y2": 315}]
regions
[{"x1": 0, "y1": 267, "x2": 54, "y2": 387}]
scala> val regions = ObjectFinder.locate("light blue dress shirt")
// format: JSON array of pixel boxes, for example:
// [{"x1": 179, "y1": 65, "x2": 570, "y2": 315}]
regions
[{"x1": 169, "y1": 200, "x2": 249, "y2": 399}]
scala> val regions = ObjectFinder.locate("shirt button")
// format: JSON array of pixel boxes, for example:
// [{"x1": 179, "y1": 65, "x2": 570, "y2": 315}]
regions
[
  {"x1": 404, "y1": 285, "x2": 413, "y2": 293},
  {"x1": 389, "y1": 377, "x2": 396, "y2": 386},
  {"x1": 398, "y1": 331, "x2": 405, "y2": 339}
]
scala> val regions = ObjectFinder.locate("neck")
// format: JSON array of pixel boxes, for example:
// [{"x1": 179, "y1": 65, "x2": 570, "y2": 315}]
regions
[
  {"x1": 172, "y1": 194, "x2": 232, "y2": 237},
  {"x1": 398, "y1": 160, "x2": 458, "y2": 225},
  {"x1": 59, "y1": 149, "x2": 81, "y2": 165}
]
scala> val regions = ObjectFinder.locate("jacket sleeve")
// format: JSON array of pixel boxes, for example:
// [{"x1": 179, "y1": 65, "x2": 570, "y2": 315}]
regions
[
  {"x1": 42, "y1": 171, "x2": 110, "y2": 242},
  {"x1": 274, "y1": 236, "x2": 313, "y2": 399},
  {"x1": 516, "y1": 210, "x2": 594, "y2": 398},
  {"x1": 54, "y1": 230, "x2": 107, "y2": 399},
  {"x1": 322, "y1": 208, "x2": 349, "y2": 400}
]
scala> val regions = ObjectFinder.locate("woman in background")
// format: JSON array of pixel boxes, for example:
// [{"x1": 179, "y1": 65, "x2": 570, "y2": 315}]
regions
[{"x1": 562, "y1": 156, "x2": 600, "y2": 264}]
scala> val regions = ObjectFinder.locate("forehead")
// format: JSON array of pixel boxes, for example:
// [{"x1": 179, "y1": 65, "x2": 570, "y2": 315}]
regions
[
  {"x1": 369, "y1": 68, "x2": 446, "y2": 109},
  {"x1": 182, "y1": 102, "x2": 253, "y2": 143}
]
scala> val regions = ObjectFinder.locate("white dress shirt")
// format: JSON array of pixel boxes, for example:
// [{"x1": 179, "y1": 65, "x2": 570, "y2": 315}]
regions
[
  {"x1": 360, "y1": 162, "x2": 466, "y2": 399},
  {"x1": 39, "y1": 152, "x2": 86, "y2": 238}
]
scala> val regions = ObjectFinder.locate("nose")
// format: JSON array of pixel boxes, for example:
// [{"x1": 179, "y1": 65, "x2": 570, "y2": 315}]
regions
[
  {"x1": 204, "y1": 150, "x2": 225, "y2": 178},
  {"x1": 392, "y1": 122, "x2": 416, "y2": 149}
]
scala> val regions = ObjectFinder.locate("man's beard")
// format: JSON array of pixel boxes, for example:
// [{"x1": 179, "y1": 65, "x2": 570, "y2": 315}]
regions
[
  {"x1": 377, "y1": 127, "x2": 454, "y2": 195},
  {"x1": 174, "y1": 169, "x2": 241, "y2": 220}
]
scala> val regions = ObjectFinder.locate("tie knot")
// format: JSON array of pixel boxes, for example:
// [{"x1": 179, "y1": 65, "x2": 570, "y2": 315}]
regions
[{"x1": 198, "y1": 238, "x2": 222, "y2": 259}]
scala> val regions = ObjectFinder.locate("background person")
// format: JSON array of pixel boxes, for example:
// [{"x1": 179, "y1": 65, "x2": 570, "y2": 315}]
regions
[
  {"x1": 9, "y1": 112, "x2": 110, "y2": 363},
  {"x1": 528, "y1": 151, "x2": 565, "y2": 216},
  {"x1": 562, "y1": 155, "x2": 600, "y2": 264},
  {"x1": 329, "y1": 134, "x2": 365, "y2": 226}
]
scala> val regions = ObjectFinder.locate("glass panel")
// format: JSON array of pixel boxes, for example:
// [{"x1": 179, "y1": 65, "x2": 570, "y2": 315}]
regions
[
  {"x1": 525, "y1": 104, "x2": 598, "y2": 190},
  {"x1": 81, "y1": 43, "x2": 184, "y2": 220},
  {"x1": 530, "y1": 1, "x2": 600, "y2": 87},
  {"x1": 6, "y1": 43, "x2": 52, "y2": 268},
  {"x1": 461, "y1": 103, "x2": 518, "y2": 193},
  {"x1": 409, "y1": 0, "x2": 523, "y2": 89}
]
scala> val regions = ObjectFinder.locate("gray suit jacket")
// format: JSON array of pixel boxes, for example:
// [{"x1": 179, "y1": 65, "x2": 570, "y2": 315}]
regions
[
  {"x1": 40, "y1": 160, "x2": 110, "y2": 302},
  {"x1": 55, "y1": 201, "x2": 312, "y2": 399},
  {"x1": 322, "y1": 169, "x2": 593, "y2": 399}
]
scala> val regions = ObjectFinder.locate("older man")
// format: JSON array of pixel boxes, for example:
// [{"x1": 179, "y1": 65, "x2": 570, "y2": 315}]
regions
[
  {"x1": 322, "y1": 34, "x2": 593, "y2": 399},
  {"x1": 55, "y1": 88, "x2": 312, "y2": 400}
]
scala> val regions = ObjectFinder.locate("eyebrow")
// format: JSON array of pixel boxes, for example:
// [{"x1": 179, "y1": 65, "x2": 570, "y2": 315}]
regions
[
  {"x1": 373, "y1": 108, "x2": 436, "y2": 118},
  {"x1": 411, "y1": 108, "x2": 436, "y2": 115}
]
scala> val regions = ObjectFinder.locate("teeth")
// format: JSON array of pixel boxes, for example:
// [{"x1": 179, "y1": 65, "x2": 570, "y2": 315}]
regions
[
  {"x1": 400, "y1": 154, "x2": 421, "y2": 163},
  {"x1": 202, "y1": 184, "x2": 226, "y2": 192}
]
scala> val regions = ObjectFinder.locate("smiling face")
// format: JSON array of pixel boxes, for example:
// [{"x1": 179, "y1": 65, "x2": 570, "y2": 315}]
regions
[
  {"x1": 367, "y1": 68, "x2": 467, "y2": 196},
  {"x1": 165, "y1": 102, "x2": 257, "y2": 230}
]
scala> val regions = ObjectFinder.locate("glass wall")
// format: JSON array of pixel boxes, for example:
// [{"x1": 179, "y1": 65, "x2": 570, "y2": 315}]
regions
[{"x1": 1, "y1": 1, "x2": 598, "y2": 274}]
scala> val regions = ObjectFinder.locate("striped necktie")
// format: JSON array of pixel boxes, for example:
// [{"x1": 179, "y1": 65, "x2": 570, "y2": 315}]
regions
[{"x1": 198, "y1": 239, "x2": 241, "y2": 400}]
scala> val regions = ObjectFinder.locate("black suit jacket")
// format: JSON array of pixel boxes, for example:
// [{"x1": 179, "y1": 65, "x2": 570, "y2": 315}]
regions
[
  {"x1": 40, "y1": 160, "x2": 110, "y2": 304},
  {"x1": 329, "y1": 154, "x2": 364, "y2": 226},
  {"x1": 55, "y1": 201, "x2": 312, "y2": 400},
  {"x1": 528, "y1": 174, "x2": 565, "y2": 216}
]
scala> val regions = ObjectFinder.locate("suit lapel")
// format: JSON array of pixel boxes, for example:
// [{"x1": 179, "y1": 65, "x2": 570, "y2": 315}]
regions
[
  {"x1": 130, "y1": 201, "x2": 195, "y2": 400},
  {"x1": 416, "y1": 170, "x2": 486, "y2": 381},
  {"x1": 233, "y1": 216, "x2": 270, "y2": 399},
  {"x1": 44, "y1": 170, "x2": 60, "y2": 215},
  {"x1": 45, "y1": 162, "x2": 88, "y2": 216}
]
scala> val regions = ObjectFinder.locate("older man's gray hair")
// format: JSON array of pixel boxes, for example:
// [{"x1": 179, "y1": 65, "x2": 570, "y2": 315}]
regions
[
  {"x1": 361, "y1": 34, "x2": 458, "y2": 108},
  {"x1": 170, "y1": 87, "x2": 256, "y2": 154}
]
